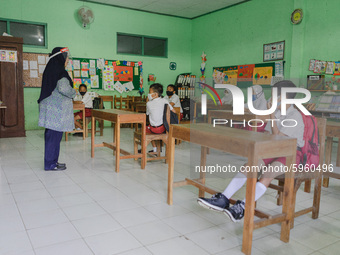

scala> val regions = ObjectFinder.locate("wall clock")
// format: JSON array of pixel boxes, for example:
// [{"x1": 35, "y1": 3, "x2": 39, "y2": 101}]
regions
[{"x1": 291, "y1": 9, "x2": 303, "y2": 24}]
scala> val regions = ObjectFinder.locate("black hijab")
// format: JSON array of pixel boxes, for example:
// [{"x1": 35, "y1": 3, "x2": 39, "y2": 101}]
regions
[{"x1": 37, "y1": 47, "x2": 73, "y2": 103}]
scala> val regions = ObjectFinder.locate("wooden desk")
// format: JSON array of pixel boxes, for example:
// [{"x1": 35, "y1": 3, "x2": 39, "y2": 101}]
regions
[
  {"x1": 323, "y1": 121, "x2": 340, "y2": 187},
  {"x1": 131, "y1": 101, "x2": 146, "y2": 112},
  {"x1": 65, "y1": 103, "x2": 85, "y2": 140},
  {"x1": 91, "y1": 109, "x2": 146, "y2": 172},
  {"x1": 208, "y1": 110, "x2": 270, "y2": 132},
  {"x1": 167, "y1": 124, "x2": 297, "y2": 255},
  {"x1": 194, "y1": 102, "x2": 233, "y2": 122}
]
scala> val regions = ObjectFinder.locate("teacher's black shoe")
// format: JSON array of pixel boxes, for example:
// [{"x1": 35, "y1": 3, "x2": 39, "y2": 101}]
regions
[
  {"x1": 45, "y1": 165, "x2": 67, "y2": 171},
  {"x1": 56, "y1": 162, "x2": 66, "y2": 167}
]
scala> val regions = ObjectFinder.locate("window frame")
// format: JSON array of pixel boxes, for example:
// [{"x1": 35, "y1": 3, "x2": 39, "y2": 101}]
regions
[
  {"x1": 117, "y1": 32, "x2": 168, "y2": 58},
  {"x1": 0, "y1": 18, "x2": 48, "y2": 48}
]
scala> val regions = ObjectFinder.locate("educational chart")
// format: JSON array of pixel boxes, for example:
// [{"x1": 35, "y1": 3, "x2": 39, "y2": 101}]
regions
[
  {"x1": 263, "y1": 41, "x2": 285, "y2": 62},
  {"x1": 69, "y1": 58, "x2": 142, "y2": 93},
  {"x1": 23, "y1": 52, "x2": 49, "y2": 87},
  {"x1": 213, "y1": 61, "x2": 284, "y2": 87}
]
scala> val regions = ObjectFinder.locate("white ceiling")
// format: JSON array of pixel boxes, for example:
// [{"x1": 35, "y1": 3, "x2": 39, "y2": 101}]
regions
[{"x1": 81, "y1": 0, "x2": 249, "y2": 19}]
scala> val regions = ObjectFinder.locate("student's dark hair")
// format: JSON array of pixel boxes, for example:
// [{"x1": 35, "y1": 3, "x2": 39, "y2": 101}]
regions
[
  {"x1": 273, "y1": 80, "x2": 296, "y2": 99},
  {"x1": 79, "y1": 84, "x2": 87, "y2": 91},
  {"x1": 150, "y1": 83, "x2": 163, "y2": 97},
  {"x1": 167, "y1": 84, "x2": 176, "y2": 90}
]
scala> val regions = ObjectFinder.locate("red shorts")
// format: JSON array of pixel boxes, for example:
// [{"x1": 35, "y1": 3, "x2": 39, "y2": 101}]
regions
[
  {"x1": 74, "y1": 108, "x2": 92, "y2": 119},
  {"x1": 262, "y1": 153, "x2": 301, "y2": 166},
  {"x1": 180, "y1": 113, "x2": 183, "y2": 121},
  {"x1": 146, "y1": 124, "x2": 166, "y2": 134}
]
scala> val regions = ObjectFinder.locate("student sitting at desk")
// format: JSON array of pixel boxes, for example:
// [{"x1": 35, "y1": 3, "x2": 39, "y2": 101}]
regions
[
  {"x1": 245, "y1": 85, "x2": 267, "y2": 111},
  {"x1": 146, "y1": 83, "x2": 174, "y2": 153},
  {"x1": 220, "y1": 89, "x2": 233, "y2": 105},
  {"x1": 73, "y1": 84, "x2": 93, "y2": 130},
  {"x1": 198, "y1": 80, "x2": 305, "y2": 222},
  {"x1": 164, "y1": 84, "x2": 183, "y2": 120}
]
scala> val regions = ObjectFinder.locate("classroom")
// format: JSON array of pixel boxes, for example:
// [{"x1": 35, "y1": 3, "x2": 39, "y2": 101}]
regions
[{"x1": 0, "y1": 0, "x2": 339, "y2": 254}]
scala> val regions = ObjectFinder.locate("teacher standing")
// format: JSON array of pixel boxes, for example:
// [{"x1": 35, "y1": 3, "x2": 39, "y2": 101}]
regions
[{"x1": 38, "y1": 47, "x2": 76, "y2": 171}]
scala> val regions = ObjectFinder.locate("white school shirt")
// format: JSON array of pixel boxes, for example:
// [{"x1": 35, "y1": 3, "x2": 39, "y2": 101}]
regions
[
  {"x1": 74, "y1": 92, "x2": 93, "y2": 108},
  {"x1": 164, "y1": 94, "x2": 183, "y2": 113},
  {"x1": 265, "y1": 105, "x2": 305, "y2": 147},
  {"x1": 146, "y1": 97, "x2": 173, "y2": 127}
]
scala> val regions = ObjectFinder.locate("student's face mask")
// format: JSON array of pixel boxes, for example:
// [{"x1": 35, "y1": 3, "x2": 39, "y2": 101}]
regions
[
  {"x1": 80, "y1": 91, "x2": 86, "y2": 96},
  {"x1": 148, "y1": 93, "x2": 155, "y2": 101},
  {"x1": 166, "y1": 91, "x2": 173, "y2": 96}
]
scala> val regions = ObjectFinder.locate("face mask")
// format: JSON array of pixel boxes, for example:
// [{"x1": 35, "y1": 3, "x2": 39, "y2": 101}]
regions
[
  {"x1": 252, "y1": 95, "x2": 256, "y2": 101},
  {"x1": 148, "y1": 93, "x2": 155, "y2": 101},
  {"x1": 166, "y1": 91, "x2": 173, "y2": 96},
  {"x1": 80, "y1": 91, "x2": 86, "y2": 96}
]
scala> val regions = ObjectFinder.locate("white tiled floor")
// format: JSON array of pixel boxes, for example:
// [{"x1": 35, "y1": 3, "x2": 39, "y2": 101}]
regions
[{"x1": 0, "y1": 128, "x2": 339, "y2": 255}]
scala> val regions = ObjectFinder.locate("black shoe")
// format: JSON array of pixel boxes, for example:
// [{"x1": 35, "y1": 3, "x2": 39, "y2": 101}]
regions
[
  {"x1": 197, "y1": 193, "x2": 229, "y2": 212},
  {"x1": 45, "y1": 165, "x2": 67, "y2": 171},
  {"x1": 224, "y1": 200, "x2": 245, "y2": 222},
  {"x1": 73, "y1": 133, "x2": 82, "y2": 136},
  {"x1": 56, "y1": 162, "x2": 66, "y2": 167}
]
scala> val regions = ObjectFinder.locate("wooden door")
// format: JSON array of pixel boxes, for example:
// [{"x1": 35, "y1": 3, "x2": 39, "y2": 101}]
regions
[{"x1": 0, "y1": 36, "x2": 25, "y2": 138}]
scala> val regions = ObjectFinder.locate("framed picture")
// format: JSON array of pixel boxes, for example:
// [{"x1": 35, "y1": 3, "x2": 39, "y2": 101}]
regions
[{"x1": 263, "y1": 40, "x2": 285, "y2": 62}]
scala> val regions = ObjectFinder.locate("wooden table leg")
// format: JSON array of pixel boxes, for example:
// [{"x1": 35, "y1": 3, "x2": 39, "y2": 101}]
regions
[
  {"x1": 91, "y1": 116, "x2": 95, "y2": 158},
  {"x1": 337, "y1": 139, "x2": 340, "y2": 167},
  {"x1": 199, "y1": 146, "x2": 207, "y2": 197},
  {"x1": 141, "y1": 120, "x2": 146, "y2": 169},
  {"x1": 280, "y1": 154, "x2": 295, "y2": 243},
  {"x1": 82, "y1": 107, "x2": 86, "y2": 140},
  {"x1": 242, "y1": 153, "x2": 257, "y2": 255},
  {"x1": 323, "y1": 137, "x2": 333, "y2": 187},
  {"x1": 167, "y1": 127, "x2": 176, "y2": 205},
  {"x1": 115, "y1": 121, "x2": 120, "y2": 173}
]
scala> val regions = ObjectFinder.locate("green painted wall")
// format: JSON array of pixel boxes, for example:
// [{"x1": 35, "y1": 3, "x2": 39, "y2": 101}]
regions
[
  {"x1": 301, "y1": 0, "x2": 340, "y2": 83},
  {"x1": 191, "y1": 0, "x2": 295, "y2": 100},
  {"x1": 0, "y1": 0, "x2": 192, "y2": 130},
  {"x1": 2, "y1": 0, "x2": 340, "y2": 129}
]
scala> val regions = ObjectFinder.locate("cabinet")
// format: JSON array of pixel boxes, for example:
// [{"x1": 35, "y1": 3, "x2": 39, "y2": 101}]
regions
[{"x1": 0, "y1": 36, "x2": 25, "y2": 138}]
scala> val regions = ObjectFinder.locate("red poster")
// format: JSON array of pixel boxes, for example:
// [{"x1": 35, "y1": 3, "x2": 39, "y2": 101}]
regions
[
  {"x1": 237, "y1": 64, "x2": 255, "y2": 82},
  {"x1": 114, "y1": 66, "x2": 133, "y2": 81}
]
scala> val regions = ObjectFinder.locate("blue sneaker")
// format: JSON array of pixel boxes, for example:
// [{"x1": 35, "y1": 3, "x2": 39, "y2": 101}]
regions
[
  {"x1": 224, "y1": 200, "x2": 245, "y2": 222},
  {"x1": 197, "y1": 193, "x2": 229, "y2": 212}
]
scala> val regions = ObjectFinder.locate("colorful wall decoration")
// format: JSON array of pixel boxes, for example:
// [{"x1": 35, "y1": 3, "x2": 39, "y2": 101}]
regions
[{"x1": 213, "y1": 61, "x2": 283, "y2": 87}]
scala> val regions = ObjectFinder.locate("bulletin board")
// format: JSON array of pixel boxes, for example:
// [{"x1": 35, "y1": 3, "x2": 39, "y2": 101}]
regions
[
  {"x1": 23, "y1": 53, "x2": 143, "y2": 93},
  {"x1": 213, "y1": 61, "x2": 285, "y2": 88},
  {"x1": 23, "y1": 52, "x2": 49, "y2": 87},
  {"x1": 70, "y1": 58, "x2": 103, "y2": 90},
  {"x1": 106, "y1": 59, "x2": 142, "y2": 91},
  {"x1": 69, "y1": 58, "x2": 142, "y2": 92}
]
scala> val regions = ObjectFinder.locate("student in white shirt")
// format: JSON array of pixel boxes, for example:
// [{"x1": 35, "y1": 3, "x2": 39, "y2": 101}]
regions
[
  {"x1": 73, "y1": 84, "x2": 93, "y2": 130},
  {"x1": 197, "y1": 80, "x2": 305, "y2": 222},
  {"x1": 164, "y1": 84, "x2": 183, "y2": 120},
  {"x1": 245, "y1": 85, "x2": 267, "y2": 110},
  {"x1": 220, "y1": 89, "x2": 233, "y2": 105},
  {"x1": 146, "y1": 83, "x2": 174, "y2": 153}
]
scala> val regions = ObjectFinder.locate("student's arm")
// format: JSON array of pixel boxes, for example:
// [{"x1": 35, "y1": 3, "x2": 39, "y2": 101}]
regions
[
  {"x1": 267, "y1": 100, "x2": 287, "y2": 136},
  {"x1": 169, "y1": 102, "x2": 175, "y2": 107},
  {"x1": 57, "y1": 78, "x2": 76, "y2": 98}
]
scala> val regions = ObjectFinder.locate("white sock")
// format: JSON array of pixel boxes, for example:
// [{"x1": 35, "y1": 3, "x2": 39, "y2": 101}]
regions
[
  {"x1": 243, "y1": 182, "x2": 267, "y2": 203},
  {"x1": 222, "y1": 172, "x2": 247, "y2": 199},
  {"x1": 153, "y1": 147, "x2": 157, "y2": 152}
]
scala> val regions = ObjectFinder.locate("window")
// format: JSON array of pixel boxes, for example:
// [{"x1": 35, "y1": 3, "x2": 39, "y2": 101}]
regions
[
  {"x1": 117, "y1": 34, "x2": 142, "y2": 55},
  {"x1": 0, "y1": 19, "x2": 47, "y2": 47},
  {"x1": 144, "y1": 37, "x2": 167, "y2": 57},
  {"x1": 0, "y1": 21, "x2": 6, "y2": 34},
  {"x1": 117, "y1": 33, "x2": 167, "y2": 58}
]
